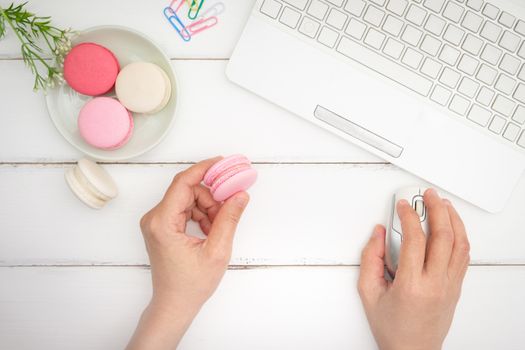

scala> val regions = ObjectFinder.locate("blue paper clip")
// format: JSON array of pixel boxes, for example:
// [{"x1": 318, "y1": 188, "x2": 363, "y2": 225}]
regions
[
  {"x1": 163, "y1": 6, "x2": 191, "y2": 42},
  {"x1": 188, "y1": 0, "x2": 205, "y2": 20}
]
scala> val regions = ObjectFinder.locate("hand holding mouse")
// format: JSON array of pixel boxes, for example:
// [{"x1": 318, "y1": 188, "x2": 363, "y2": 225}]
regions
[
  {"x1": 127, "y1": 157, "x2": 250, "y2": 350},
  {"x1": 358, "y1": 189, "x2": 470, "y2": 350}
]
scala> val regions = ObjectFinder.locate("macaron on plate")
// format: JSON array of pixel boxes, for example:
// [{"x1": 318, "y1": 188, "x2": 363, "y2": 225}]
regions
[{"x1": 45, "y1": 26, "x2": 178, "y2": 161}]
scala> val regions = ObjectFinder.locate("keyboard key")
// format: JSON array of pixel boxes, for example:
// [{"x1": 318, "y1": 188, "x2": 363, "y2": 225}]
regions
[
  {"x1": 477, "y1": 86, "x2": 495, "y2": 106},
  {"x1": 421, "y1": 57, "x2": 443, "y2": 78},
  {"x1": 458, "y1": 77, "x2": 480, "y2": 97},
  {"x1": 283, "y1": 0, "x2": 308, "y2": 11},
  {"x1": 458, "y1": 54, "x2": 479, "y2": 75},
  {"x1": 318, "y1": 26, "x2": 339, "y2": 47},
  {"x1": 476, "y1": 64, "x2": 498, "y2": 85},
  {"x1": 298, "y1": 17, "x2": 321, "y2": 38},
  {"x1": 383, "y1": 15, "x2": 404, "y2": 36},
  {"x1": 364, "y1": 6, "x2": 386, "y2": 27},
  {"x1": 514, "y1": 83, "x2": 525, "y2": 103},
  {"x1": 443, "y1": 1, "x2": 464, "y2": 23},
  {"x1": 466, "y1": 0, "x2": 483, "y2": 12},
  {"x1": 482, "y1": 3, "x2": 499, "y2": 20},
  {"x1": 326, "y1": 9, "x2": 348, "y2": 30},
  {"x1": 517, "y1": 130, "x2": 525, "y2": 148},
  {"x1": 383, "y1": 38, "x2": 405, "y2": 59},
  {"x1": 261, "y1": 0, "x2": 282, "y2": 18},
  {"x1": 406, "y1": 5, "x2": 428, "y2": 26},
  {"x1": 420, "y1": 34, "x2": 442, "y2": 56},
  {"x1": 401, "y1": 25, "x2": 423, "y2": 46},
  {"x1": 431, "y1": 85, "x2": 452, "y2": 105},
  {"x1": 516, "y1": 20, "x2": 525, "y2": 37},
  {"x1": 495, "y1": 74, "x2": 516, "y2": 95},
  {"x1": 449, "y1": 94, "x2": 471, "y2": 115},
  {"x1": 308, "y1": 0, "x2": 329, "y2": 20},
  {"x1": 499, "y1": 12, "x2": 516, "y2": 28},
  {"x1": 489, "y1": 115, "x2": 506, "y2": 134},
  {"x1": 425, "y1": 14, "x2": 446, "y2": 36},
  {"x1": 439, "y1": 44, "x2": 461, "y2": 66},
  {"x1": 462, "y1": 34, "x2": 483, "y2": 55},
  {"x1": 344, "y1": 0, "x2": 366, "y2": 16},
  {"x1": 480, "y1": 44, "x2": 502, "y2": 65},
  {"x1": 493, "y1": 94, "x2": 516, "y2": 116},
  {"x1": 513, "y1": 105, "x2": 525, "y2": 124},
  {"x1": 336, "y1": 37, "x2": 433, "y2": 96},
  {"x1": 440, "y1": 67, "x2": 461, "y2": 88},
  {"x1": 364, "y1": 28, "x2": 387, "y2": 49},
  {"x1": 402, "y1": 48, "x2": 424, "y2": 69},
  {"x1": 468, "y1": 104, "x2": 492, "y2": 126},
  {"x1": 280, "y1": 7, "x2": 301, "y2": 28},
  {"x1": 503, "y1": 122, "x2": 520, "y2": 141},
  {"x1": 423, "y1": 0, "x2": 446, "y2": 13},
  {"x1": 461, "y1": 11, "x2": 483, "y2": 32},
  {"x1": 499, "y1": 31, "x2": 521, "y2": 52},
  {"x1": 387, "y1": 0, "x2": 408, "y2": 16},
  {"x1": 499, "y1": 54, "x2": 521, "y2": 75},
  {"x1": 346, "y1": 18, "x2": 367, "y2": 40},
  {"x1": 480, "y1": 21, "x2": 502, "y2": 42},
  {"x1": 443, "y1": 24, "x2": 465, "y2": 45}
]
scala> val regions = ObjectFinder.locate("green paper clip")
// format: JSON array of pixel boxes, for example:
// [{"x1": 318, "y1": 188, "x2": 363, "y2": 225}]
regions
[{"x1": 188, "y1": 0, "x2": 205, "y2": 20}]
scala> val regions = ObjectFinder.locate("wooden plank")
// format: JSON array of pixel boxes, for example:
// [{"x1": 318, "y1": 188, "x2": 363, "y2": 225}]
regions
[
  {"x1": 0, "y1": 60, "x2": 378, "y2": 163},
  {"x1": 1, "y1": 164, "x2": 524, "y2": 265},
  {"x1": 0, "y1": 266, "x2": 523, "y2": 349},
  {"x1": 0, "y1": 0, "x2": 254, "y2": 59}
]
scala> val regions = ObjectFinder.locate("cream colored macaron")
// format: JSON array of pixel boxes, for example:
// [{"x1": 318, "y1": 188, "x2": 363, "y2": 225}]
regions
[
  {"x1": 65, "y1": 158, "x2": 118, "y2": 209},
  {"x1": 115, "y1": 62, "x2": 172, "y2": 114}
]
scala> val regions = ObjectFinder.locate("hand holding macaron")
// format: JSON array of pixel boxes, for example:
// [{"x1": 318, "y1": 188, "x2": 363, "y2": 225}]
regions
[{"x1": 127, "y1": 157, "x2": 253, "y2": 350}]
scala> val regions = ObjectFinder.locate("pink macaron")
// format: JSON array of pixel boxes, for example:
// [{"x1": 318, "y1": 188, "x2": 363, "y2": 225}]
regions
[
  {"x1": 204, "y1": 155, "x2": 258, "y2": 202},
  {"x1": 78, "y1": 97, "x2": 134, "y2": 150},
  {"x1": 64, "y1": 43, "x2": 120, "y2": 96}
]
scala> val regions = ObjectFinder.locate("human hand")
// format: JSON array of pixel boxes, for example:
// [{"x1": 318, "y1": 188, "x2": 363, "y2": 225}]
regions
[
  {"x1": 127, "y1": 157, "x2": 250, "y2": 350},
  {"x1": 358, "y1": 189, "x2": 470, "y2": 350}
]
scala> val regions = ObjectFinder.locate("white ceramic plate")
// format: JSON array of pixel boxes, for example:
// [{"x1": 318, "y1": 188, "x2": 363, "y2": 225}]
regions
[{"x1": 46, "y1": 26, "x2": 178, "y2": 161}]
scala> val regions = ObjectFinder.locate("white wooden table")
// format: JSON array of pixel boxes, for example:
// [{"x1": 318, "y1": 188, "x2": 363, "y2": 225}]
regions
[{"x1": 1, "y1": 1, "x2": 525, "y2": 349}]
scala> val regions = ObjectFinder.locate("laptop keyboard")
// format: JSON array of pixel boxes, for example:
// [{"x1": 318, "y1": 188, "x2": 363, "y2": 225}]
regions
[{"x1": 259, "y1": 0, "x2": 525, "y2": 150}]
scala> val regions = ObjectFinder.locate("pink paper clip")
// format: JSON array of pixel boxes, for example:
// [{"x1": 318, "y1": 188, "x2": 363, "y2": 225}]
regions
[{"x1": 186, "y1": 2, "x2": 225, "y2": 35}]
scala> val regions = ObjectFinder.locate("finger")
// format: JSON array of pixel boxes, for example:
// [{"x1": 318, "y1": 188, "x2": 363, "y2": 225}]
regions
[
  {"x1": 192, "y1": 207, "x2": 212, "y2": 235},
  {"x1": 194, "y1": 185, "x2": 221, "y2": 222},
  {"x1": 424, "y1": 189, "x2": 455, "y2": 277},
  {"x1": 445, "y1": 200, "x2": 470, "y2": 281},
  {"x1": 358, "y1": 225, "x2": 388, "y2": 302},
  {"x1": 162, "y1": 157, "x2": 222, "y2": 212},
  {"x1": 396, "y1": 199, "x2": 426, "y2": 279},
  {"x1": 205, "y1": 192, "x2": 249, "y2": 258}
]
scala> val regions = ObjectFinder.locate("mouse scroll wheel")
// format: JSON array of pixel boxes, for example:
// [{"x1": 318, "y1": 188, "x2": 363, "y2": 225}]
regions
[{"x1": 414, "y1": 199, "x2": 425, "y2": 217}]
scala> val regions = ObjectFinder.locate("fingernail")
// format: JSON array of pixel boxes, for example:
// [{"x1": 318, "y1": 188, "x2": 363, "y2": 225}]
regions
[
  {"x1": 373, "y1": 225, "x2": 385, "y2": 237},
  {"x1": 426, "y1": 188, "x2": 437, "y2": 196},
  {"x1": 233, "y1": 192, "x2": 249, "y2": 207},
  {"x1": 444, "y1": 199, "x2": 452, "y2": 206},
  {"x1": 397, "y1": 199, "x2": 409, "y2": 208}
]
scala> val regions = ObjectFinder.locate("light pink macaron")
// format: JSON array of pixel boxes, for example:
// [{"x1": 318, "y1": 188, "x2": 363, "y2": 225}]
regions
[
  {"x1": 203, "y1": 155, "x2": 257, "y2": 202},
  {"x1": 78, "y1": 97, "x2": 134, "y2": 150},
  {"x1": 64, "y1": 42, "x2": 120, "y2": 96}
]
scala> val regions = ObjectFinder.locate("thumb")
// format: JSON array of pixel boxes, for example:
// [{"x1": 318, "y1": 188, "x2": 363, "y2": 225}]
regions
[
  {"x1": 358, "y1": 225, "x2": 388, "y2": 301},
  {"x1": 205, "y1": 192, "x2": 250, "y2": 256}
]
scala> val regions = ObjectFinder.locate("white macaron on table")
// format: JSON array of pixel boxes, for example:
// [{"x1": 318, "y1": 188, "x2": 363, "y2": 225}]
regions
[{"x1": 1, "y1": 1, "x2": 525, "y2": 350}]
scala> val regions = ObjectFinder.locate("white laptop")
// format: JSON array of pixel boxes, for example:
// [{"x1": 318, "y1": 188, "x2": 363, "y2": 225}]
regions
[{"x1": 226, "y1": 0, "x2": 525, "y2": 213}]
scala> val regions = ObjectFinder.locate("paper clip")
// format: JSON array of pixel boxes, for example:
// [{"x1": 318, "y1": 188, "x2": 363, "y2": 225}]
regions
[
  {"x1": 197, "y1": 1, "x2": 225, "y2": 19},
  {"x1": 163, "y1": 6, "x2": 191, "y2": 42},
  {"x1": 187, "y1": 16, "x2": 218, "y2": 35},
  {"x1": 188, "y1": 0, "x2": 205, "y2": 20}
]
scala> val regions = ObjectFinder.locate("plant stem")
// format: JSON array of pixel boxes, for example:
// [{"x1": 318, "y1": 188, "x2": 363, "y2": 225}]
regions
[{"x1": 0, "y1": 4, "x2": 26, "y2": 45}]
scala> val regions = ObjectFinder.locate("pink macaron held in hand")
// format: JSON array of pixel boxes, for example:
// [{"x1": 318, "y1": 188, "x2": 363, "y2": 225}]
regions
[
  {"x1": 78, "y1": 97, "x2": 134, "y2": 150},
  {"x1": 204, "y1": 155, "x2": 258, "y2": 202}
]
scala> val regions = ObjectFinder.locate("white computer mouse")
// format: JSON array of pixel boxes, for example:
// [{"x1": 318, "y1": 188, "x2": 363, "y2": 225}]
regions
[{"x1": 385, "y1": 187, "x2": 430, "y2": 278}]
